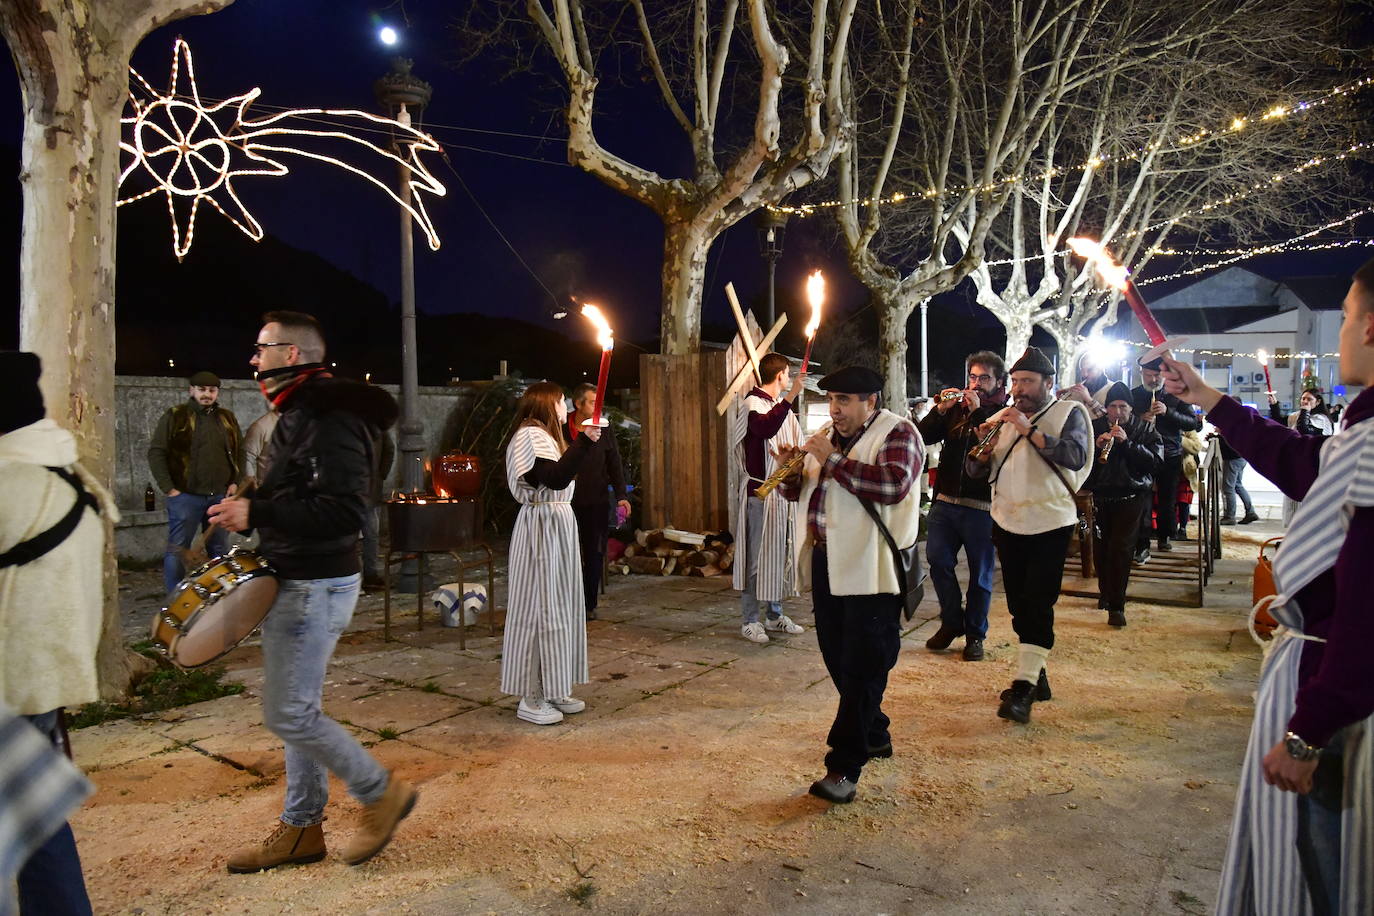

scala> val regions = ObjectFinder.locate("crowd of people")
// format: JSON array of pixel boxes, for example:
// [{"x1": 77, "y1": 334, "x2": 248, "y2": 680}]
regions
[{"x1": 2, "y1": 256, "x2": 1371, "y2": 912}]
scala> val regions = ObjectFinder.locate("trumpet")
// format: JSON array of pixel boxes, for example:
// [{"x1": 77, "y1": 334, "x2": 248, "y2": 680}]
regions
[
  {"x1": 1098, "y1": 421, "x2": 1120, "y2": 464},
  {"x1": 754, "y1": 423, "x2": 833, "y2": 499},
  {"x1": 968, "y1": 420, "x2": 1005, "y2": 460}
]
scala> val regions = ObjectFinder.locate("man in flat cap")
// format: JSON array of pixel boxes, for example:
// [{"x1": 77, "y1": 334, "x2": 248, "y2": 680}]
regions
[
  {"x1": 776, "y1": 365, "x2": 922, "y2": 804},
  {"x1": 967, "y1": 347, "x2": 1092, "y2": 724},
  {"x1": 1086, "y1": 382, "x2": 1162, "y2": 627},
  {"x1": 148, "y1": 369, "x2": 244, "y2": 593},
  {"x1": 1132, "y1": 355, "x2": 1201, "y2": 558}
]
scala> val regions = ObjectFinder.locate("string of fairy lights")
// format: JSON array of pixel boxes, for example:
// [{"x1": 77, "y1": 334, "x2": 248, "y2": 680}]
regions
[{"x1": 767, "y1": 74, "x2": 1374, "y2": 216}]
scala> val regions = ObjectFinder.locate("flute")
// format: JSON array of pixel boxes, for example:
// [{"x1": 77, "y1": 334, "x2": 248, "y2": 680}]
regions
[
  {"x1": 754, "y1": 423, "x2": 833, "y2": 499},
  {"x1": 939, "y1": 390, "x2": 965, "y2": 402},
  {"x1": 1098, "y1": 422, "x2": 1120, "y2": 464},
  {"x1": 968, "y1": 420, "x2": 1005, "y2": 460}
]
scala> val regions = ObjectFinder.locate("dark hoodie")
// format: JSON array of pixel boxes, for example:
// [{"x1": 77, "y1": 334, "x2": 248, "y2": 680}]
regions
[{"x1": 248, "y1": 374, "x2": 399, "y2": 579}]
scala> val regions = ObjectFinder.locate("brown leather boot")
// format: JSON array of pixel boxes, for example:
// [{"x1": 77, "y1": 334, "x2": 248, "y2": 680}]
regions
[
  {"x1": 341, "y1": 774, "x2": 417, "y2": 866},
  {"x1": 226, "y1": 820, "x2": 326, "y2": 873}
]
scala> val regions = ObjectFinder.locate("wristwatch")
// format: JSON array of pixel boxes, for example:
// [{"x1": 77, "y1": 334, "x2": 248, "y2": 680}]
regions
[{"x1": 1284, "y1": 731, "x2": 1321, "y2": 762}]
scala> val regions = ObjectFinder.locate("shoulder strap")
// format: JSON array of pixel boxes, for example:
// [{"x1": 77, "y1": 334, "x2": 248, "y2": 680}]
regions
[
  {"x1": 857, "y1": 496, "x2": 908, "y2": 592},
  {"x1": 0, "y1": 467, "x2": 100, "y2": 570}
]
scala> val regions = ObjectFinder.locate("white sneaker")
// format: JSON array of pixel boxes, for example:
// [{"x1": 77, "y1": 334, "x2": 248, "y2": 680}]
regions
[
  {"x1": 549, "y1": 696, "x2": 585, "y2": 714},
  {"x1": 516, "y1": 698, "x2": 564, "y2": 725},
  {"x1": 765, "y1": 615, "x2": 805, "y2": 635},
  {"x1": 741, "y1": 622, "x2": 769, "y2": 644}
]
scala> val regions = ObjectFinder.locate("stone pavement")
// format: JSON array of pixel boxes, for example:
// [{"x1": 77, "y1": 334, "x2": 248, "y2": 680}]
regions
[{"x1": 80, "y1": 539, "x2": 1270, "y2": 914}]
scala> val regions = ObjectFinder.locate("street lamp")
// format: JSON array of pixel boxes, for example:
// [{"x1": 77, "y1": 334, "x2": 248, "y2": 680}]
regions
[
  {"x1": 755, "y1": 208, "x2": 788, "y2": 329},
  {"x1": 375, "y1": 56, "x2": 432, "y2": 591}
]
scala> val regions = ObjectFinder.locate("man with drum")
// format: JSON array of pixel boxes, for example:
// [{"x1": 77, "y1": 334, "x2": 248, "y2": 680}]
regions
[
  {"x1": 148, "y1": 370, "x2": 244, "y2": 595},
  {"x1": 208, "y1": 312, "x2": 415, "y2": 872}
]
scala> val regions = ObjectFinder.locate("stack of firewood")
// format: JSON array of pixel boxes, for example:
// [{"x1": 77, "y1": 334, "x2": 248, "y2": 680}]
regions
[{"x1": 611, "y1": 528, "x2": 735, "y2": 578}]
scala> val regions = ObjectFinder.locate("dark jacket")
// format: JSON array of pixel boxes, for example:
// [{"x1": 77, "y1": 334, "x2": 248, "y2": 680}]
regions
[
  {"x1": 917, "y1": 400, "x2": 997, "y2": 507},
  {"x1": 148, "y1": 399, "x2": 244, "y2": 495},
  {"x1": 566, "y1": 419, "x2": 627, "y2": 511},
  {"x1": 1130, "y1": 386, "x2": 1200, "y2": 458},
  {"x1": 1087, "y1": 416, "x2": 1163, "y2": 496},
  {"x1": 248, "y1": 375, "x2": 399, "y2": 579}
]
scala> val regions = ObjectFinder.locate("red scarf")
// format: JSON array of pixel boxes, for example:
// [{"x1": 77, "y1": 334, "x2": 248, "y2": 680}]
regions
[{"x1": 259, "y1": 365, "x2": 331, "y2": 409}]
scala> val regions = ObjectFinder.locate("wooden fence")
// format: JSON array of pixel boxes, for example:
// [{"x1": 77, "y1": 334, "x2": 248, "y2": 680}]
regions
[{"x1": 639, "y1": 351, "x2": 732, "y2": 533}]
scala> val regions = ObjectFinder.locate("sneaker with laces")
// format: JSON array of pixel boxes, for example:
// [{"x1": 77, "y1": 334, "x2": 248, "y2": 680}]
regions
[
  {"x1": 516, "y1": 697, "x2": 564, "y2": 725},
  {"x1": 549, "y1": 696, "x2": 585, "y2": 714},
  {"x1": 764, "y1": 615, "x2": 804, "y2": 635},
  {"x1": 741, "y1": 622, "x2": 769, "y2": 644}
]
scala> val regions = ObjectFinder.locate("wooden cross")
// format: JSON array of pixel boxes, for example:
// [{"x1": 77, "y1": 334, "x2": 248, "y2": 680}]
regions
[{"x1": 716, "y1": 283, "x2": 789, "y2": 415}]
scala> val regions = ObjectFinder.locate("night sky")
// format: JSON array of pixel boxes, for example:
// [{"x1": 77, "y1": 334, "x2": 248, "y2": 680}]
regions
[{"x1": 2, "y1": 1, "x2": 1371, "y2": 378}]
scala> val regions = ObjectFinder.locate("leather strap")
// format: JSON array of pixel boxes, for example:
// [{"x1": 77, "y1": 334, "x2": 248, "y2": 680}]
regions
[{"x1": 0, "y1": 467, "x2": 100, "y2": 569}]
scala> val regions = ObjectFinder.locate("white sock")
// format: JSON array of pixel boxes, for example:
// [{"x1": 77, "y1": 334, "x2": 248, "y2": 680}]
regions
[{"x1": 1015, "y1": 644, "x2": 1050, "y2": 684}]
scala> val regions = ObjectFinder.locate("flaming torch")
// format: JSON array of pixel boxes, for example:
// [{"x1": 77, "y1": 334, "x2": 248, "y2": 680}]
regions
[
  {"x1": 581, "y1": 304, "x2": 614, "y2": 428},
  {"x1": 1257, "y1": 349, "x2": 1275, "y2": 397},
  {"x1": 1066, "y1": 237, "x2": 1171, "y2": 349},
  {"x1": 802, "y1": 269, "x2": 825, "y2": 371}
]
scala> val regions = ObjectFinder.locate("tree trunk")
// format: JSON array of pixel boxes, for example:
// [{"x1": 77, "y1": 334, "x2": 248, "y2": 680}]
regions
[
  {"x1": 660, "y1": 219, "x2": 710, "y2": 355},
  {"x1": 1, "y1": 0, "x2": 235, "y2": 699},
  {"x1": 1003, "y1": 311, "x2": 1034, "y2": 365},
  {"x1": 876, "y1": 298, "x2": 915, "y2": 413}
]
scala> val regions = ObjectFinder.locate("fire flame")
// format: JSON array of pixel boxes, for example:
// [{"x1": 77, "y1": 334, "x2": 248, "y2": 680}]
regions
[
  {"x1": 805, "y1": 270, "x2": 825, "y2": 339},
  {"x1": 1257, "y1": 348, "x2": 1269, "y2": 367},
  {"x1": 1066, "y1": 237, "x2": 1129, "y2": 291},
  {"x1": 582, "y1": 304, "x2": 614, "y2": 351}
]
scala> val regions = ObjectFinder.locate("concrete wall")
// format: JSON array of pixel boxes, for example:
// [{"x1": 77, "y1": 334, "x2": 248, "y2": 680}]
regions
[{"x1": 114, "y1": 375, "x2": 475, "y2": 561}]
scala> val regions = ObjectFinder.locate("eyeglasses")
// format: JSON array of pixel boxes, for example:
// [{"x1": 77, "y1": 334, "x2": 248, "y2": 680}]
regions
[
  {"x1": 968, "y1": 373, "x2": 995, "y2": 384},
  {"x1": 252, "y1": 342, "x2": 294, "y2": 356}
]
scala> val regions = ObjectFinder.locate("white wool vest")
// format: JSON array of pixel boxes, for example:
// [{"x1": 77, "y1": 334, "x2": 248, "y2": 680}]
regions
[
  {"x1": 988, "y1": 399, "x2": 1091, "y2": 535},
  {"x1": 796, "y1": 409, "x2": 922, "y2": 596}
]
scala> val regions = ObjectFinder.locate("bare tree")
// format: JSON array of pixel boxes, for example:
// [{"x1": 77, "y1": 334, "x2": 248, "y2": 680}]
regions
[
  {"x1": 961, "y1": 0, "x2": 1366, "y2": 374},
  {"x1": 470, "y1": 0, "x2": 858, "y2": 354},
  {"x1": 1, "y1": 0, "x2": 236, "y2": 697}
]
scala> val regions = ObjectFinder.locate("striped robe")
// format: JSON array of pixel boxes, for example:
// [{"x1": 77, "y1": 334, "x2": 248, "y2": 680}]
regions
[
  {"x1": 730, "y1": 392, "x2": 803, "y2": 602},
  {"x1": 499, "y1": 426, "x2": 588, "y2": 700},
  {"x1": 1217, "y1": 416, "x2": 1374, "y2": 915}
]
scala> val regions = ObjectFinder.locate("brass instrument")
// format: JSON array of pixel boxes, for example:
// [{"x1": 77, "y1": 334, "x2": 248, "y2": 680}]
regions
[
  {"x1": 754, "y1": 423, "x2": 833, "y2": 499},
  {"x1": 939, "y1": 390, "x2": 965, "y2": 402},
  {"x1": 968, "y1": 420, "x2": 1005, "y2": 460},
  {"x1": 1098, "y1": 421, "x2": 1120, "y2": 464}
]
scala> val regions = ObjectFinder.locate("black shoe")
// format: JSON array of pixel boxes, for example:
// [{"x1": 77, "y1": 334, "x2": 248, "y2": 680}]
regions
[
  {"x1": 997, "y1": 680, "x2": 1037, "y2": 724},
  {"x1": 1177, "y1": 530, "x2": 1191, "y2": 541},
  {"x1": 1238, "y1": 512, "x2": 1260, "y2": 525},
  {"x1": 1132, "y1": 547, "x2": 1151, "y2": 565},
  {"x1": 585, "y1": 609, "x2": 598, "y2": 621},
  {"x1": 1157, "y1": 540, "x2": 1173, "y2": 552},
  {"x1": 925, "y1": 624, "x2": 964, "y2": 651},
  {"x1": 808, "y1": 773, "x2": 857, "y2": 803},
  {"x1": 866, "y1": 743, "x2": 893, "y2": 760},
  {"x1": 1000, "y1": 669, "x2": 1051, "y2": 702},
  {"x1": 1107, "y1": 609, "x2": 1127, "y2": 628},
  {"x1": 1219, "y1": 517, "x2": 1237, "y2": 525},
  {"x1": 962, "y1": 638, "x2": 985, "y2": 661}
]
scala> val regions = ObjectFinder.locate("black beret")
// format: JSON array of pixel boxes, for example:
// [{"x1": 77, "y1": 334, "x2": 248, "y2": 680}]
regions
[
  {"x1": 188, "y1": 370, "x2": 221, "y2": 387},
  {"x1": 1138, "y1": 355, "x2": 1163, "y2": 371},
  {"x1": 1105, "y1": 381, "x2": 1134, "y2": 406},
  {"x1": 0, "y1": 351, "x2": 45, "y2": 435},
  {"x1": 1009, "y1": 346, "x2": 1055, "y2": 377},
  {"x1": 818, "y1": 366, "x2": 884, "y2": 394}
]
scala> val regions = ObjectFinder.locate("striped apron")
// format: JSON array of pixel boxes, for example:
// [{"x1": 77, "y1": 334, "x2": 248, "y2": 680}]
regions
[
  {"x1": 1217, "y1": 417, "x2": 1374, "y2": 915},
  {"x1": 499, "y1": 426, "x2": 588, "y2": 700},
  {"x1": 730, "y1": 393, "x2": 803, "y2": 602}
]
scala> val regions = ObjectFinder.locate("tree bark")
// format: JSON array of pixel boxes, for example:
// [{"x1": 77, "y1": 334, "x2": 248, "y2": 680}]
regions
[
  {"x1": 659, "y1": 219, "x2": 710, "y2": 356},
  {"x1": 0, "y1": 0, "x2": 236, "y2": 699},
  {"x1": 1002, "y1": 312, "x2": 1033, "y2": 365},
  {"x1": 876, "y1": 297, "x2": 915, "y2": 413}
]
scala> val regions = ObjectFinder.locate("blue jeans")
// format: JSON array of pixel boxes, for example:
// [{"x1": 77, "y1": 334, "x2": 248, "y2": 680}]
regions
[
  {"x1": 924, "y1": 501, "x2": 995, "y2": 639},
  {"x1": 1296, "y1": 728, "x2": 1347, "y2": 915},
  {"x1": 163, "y1": 491, "x2": 230, "y2": 594},
  {"x1": 740, "y1": 497, "x2": 783, "y2": 625},
  {"x1": 1223, "y1": 458, "x2": 1255, "y2": 519},
  {"x1": 17, "y1": 711, "x2": 92, "y2": 916},
  {"x1": 260, "y1": 574, "x2": 388, "y2": 826}
]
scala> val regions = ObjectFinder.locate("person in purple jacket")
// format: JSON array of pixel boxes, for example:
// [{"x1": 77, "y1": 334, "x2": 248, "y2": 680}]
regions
[{"x1": 1160, "y1": 259, "x2": 1374, "y2": 916}]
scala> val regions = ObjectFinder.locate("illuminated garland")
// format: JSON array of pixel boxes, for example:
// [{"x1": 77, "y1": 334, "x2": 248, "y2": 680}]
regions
[
  {"x1": 118, "y1": 39, "x2": 446, "y2": 260},
  {"x1": 769, "y1": 75, "x2": 1373, "y2": 217},
  {"x1": 1099, "y1": 337, "x2": 1340, "y2": 361}
]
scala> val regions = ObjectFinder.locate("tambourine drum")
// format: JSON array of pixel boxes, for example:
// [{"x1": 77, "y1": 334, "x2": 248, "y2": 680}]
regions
[{"x1": 151, "y1": 548, "x2": 278, "y2": 667}]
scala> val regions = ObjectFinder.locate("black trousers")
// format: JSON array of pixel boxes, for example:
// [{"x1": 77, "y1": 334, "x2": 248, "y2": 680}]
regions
[
  {"x1": 991, "y1": 523, "x2": 1074, "y2": 649},
  {"x1": 572, "y1": 502, "x2": 608, "y2": 614},
  {"x1": 1093, "y1": 493, "x2": 1148, "y2": 612},
  {"x1": 812, "y1": 548, "x2": 903, "y2": 783},
  {"x1": 1139, "y1": 453, "x2": 1183, "y2": 546}
]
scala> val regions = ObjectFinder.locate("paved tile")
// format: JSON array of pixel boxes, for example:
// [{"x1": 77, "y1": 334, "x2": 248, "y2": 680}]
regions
[{"x1": 338, "y1": 688, "x2": 477, "y2": 735}]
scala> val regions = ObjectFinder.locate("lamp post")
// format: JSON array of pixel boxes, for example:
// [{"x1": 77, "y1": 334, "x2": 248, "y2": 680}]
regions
[
  {"x1": 375, "y1": 56, "x2": 432, "y2": 591},
  {"x1": 755, "y1": 209, "x2": 788, "y2": 329}
]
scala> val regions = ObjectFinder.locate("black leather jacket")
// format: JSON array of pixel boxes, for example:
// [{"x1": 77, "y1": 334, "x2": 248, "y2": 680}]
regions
[
  {"x1": 249, "y1": 375, "x2": 399, "y2": 579},
  {"x1": 1130, "y1": 386, "x2": 1200, "y2": 458},
  {"x1": 1086, "y1": 416, "x2": 1163, "y2": 496}
]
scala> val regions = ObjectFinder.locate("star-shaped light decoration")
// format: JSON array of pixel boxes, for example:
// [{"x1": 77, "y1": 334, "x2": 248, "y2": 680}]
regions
[{"x1": 119, "y1": 38, "x2": 445, "y2": 260}]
